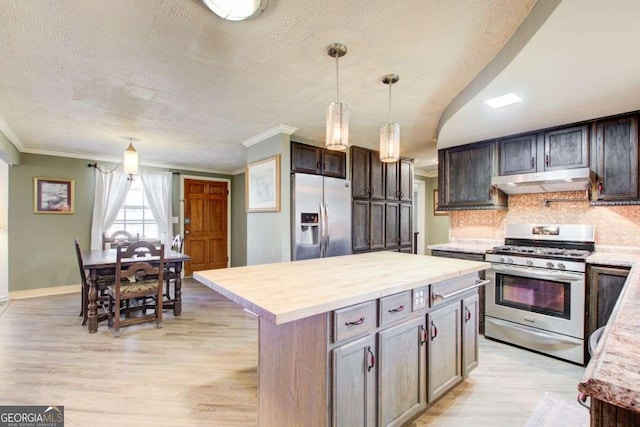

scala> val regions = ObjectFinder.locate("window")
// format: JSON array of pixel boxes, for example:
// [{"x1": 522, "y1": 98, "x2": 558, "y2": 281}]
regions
[{"x1": 107, "y1": 179, "x2": 159, "y2": 239}]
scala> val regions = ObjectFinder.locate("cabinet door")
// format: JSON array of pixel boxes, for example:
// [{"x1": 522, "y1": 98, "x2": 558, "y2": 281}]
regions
[
  {"x1": 370, "y1": 202, "x2": 386, "y2": 250},
  {"x1": 322, "y1": 149, "x2": 347, "y2": 178},
  {"x1": 462, "y1": 293, "x2": 479, "y2": 376},
  {"x1": 587, "y1": 265, "x2": 630, "y2": 340},
  {"x1": 332, "y1": 334, "x2": 376, "y2": 427},
  {"x1": 386, "y1": 162, "x2": 399, "y2": 200},
  {"x1": 291, "y1": 142, "x2": 321, "y2": 174},
  {"x1": 544, "y1": 125, "x2": 588, "y2": 171},
  {"x1": 440, "y1": 141, "x2": 502, "y2": 208},
  {"x1": 378, "y1": 317, "x2": 427, "y2": 427},
  {"x1": 370, "y1": 151, "x2": 386, "y2": 200},
  {"x1": 399, "y1": 203, "x2": 412, "y2": 249},
  {"x1": 593, "y1": 115, "x2": 639, "y2": 201},
  {"x1": 352, "y1": 200, "x2": 370, "y2": 252},
  {"x1": 499, "y1": 133, "x2": 537, "y2": 175},
  {"x1": 351, "y1": 146, "x2": 371, "y2": 198},
  {"x1": 399, "y1": 158, "x2": 413, "y2": 202},
  {"x1": 385, "y1": 202, "x2": 399, "y2": 250},
  {"x1": 427, "y1": 302, "x2": 462, "y2": 403}
]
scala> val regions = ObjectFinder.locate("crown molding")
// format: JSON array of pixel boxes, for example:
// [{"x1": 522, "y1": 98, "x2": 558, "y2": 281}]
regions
[
  {"x1": 414, "y1": 169, "x2": 438, "y2": 178},
  {"x1": 241, "y1": 124, "x2": 297, "y2": 147},
  {"x1": 0, "y1": 116, "x2": 24, "y2": 151}
]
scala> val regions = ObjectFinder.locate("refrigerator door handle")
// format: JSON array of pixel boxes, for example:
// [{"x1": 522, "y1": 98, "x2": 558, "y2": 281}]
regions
[
  {"x1": 324, "y1": 202, "x2": 330, "y2": 254},
  {"x1": 319, "y1": 202, "x2": 326, "y2": 257}
]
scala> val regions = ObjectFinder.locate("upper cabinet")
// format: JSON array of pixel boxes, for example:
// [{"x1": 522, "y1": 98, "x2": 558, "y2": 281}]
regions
[
  {"x1": 351, "y1": 146, "x2": 385, "y2": 199},
  {"x1": 291, "y1": 141, "x2": 346, "y2": 179},
  {"x1": 498, "y1": 125, "x2": 588, "y2": 175},
  {"x1": 385, "y1": 158, "x2": 413, "y2": 202},
  {"x1": 591, "y1": 114, "x2": 639, "y2": 202},
  {"x1": 438, "y1": 141, "x2": 507, "y2": 211}
]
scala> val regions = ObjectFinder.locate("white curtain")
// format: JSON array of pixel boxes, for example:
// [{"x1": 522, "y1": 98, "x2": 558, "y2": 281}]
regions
[
  {"x1": 140, "y1": 169, "x2": 173, "y2": 248},
  {"x1": 90, "y1": 167, "x2": 132, "y2": 250}
]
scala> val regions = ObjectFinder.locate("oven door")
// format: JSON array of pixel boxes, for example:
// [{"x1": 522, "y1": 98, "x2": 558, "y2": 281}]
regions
[{"x1": 486, "y1": 264, "x2": 584, "y2": 339}]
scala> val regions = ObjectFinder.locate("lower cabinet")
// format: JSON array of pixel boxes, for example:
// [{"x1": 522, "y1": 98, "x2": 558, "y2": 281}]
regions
[
  {"x1": 586, "y1": 265, "x2": 630, "y2": 344},
  {"x1": 377, "y1": 317, "x2": 427, "y2": 427},
  {"x1": 332, "y1": 334, "x2": 377, "y2": 427},
  {"x1": 427, "y1": 301, "x2": 462, "y2": 403},
  {"x1": 462, "y1": 293, "x2": 479, "y2": 375}
]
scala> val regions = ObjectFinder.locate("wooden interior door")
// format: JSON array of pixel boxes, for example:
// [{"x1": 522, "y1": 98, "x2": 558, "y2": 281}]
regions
[{"x1": 184, "y1": 179, "x2": 228, "y2": 275}]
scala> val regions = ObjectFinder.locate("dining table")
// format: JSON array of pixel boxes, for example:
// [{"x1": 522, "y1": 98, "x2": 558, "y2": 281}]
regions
[{"x1": 81, "y1": 247, "x2": 191, "y2": 333}]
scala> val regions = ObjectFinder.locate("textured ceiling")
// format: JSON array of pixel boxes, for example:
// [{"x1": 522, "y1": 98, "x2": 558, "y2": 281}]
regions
[{"x1": 0, "y1": 0, "x2": 535, "y2": 173}]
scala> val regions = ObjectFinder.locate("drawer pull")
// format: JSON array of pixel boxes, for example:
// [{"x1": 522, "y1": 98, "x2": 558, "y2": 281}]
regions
[
  {"x1": 465, "y1": 307, "x2": 472, "y2": 323},
  {"x1": 432, "y1": 279, "x2": 490, "y2": 302},
  {"x1": 345, "y1": 317, "x2": 365, "y2": 326},
  {"x1": 577, "y1": 393, "x2": 590, "y2": 410},
  {"x1": 367, "y1": 346, "x2": 375, "y2": 372},
  {"x1": 388, "y1": 305, "x2": 405, "y2": 313}
]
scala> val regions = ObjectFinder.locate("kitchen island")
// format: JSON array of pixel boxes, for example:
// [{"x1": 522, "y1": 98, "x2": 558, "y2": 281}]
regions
[{"x1": 195, "y1": 251, "x2": 488, "y2": 426}]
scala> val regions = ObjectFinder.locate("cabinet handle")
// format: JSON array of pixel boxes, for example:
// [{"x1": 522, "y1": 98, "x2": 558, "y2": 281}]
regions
[
  {"x1": 345, "y1": 317, "x2": 365, "y2": 326},
  {"x1": 316, "y1": 161, "x2": 321, "y2": 170},
  {"x1": 367, "y1": 346, "x2": 375, "y2": 372},
  {"x1": 545, "y1": 154, "x2": 549, "y2": 167},
  {"x1": 368, "y1": 187, "x2": 372, "y2": 197},
  {"x1": 465, "y1": 307, "x2": 472, "y2": 323},
  {"x1": 420, "y1": 325, "x2": 427, "y2": 345},
  {"x1": 531, "y1": 157, "x2": 535, "y2": 168},
  {"x1": 489, "y1": 188, "x2": 493, "y2": 200},
  {"x1": 577, "y1": 393, "x2": 590, "y2": 410},
  {"x1": 388, "y1": 305, "x2": 405, "y2": 313},
  {"x1": 430, "y1": 321, "x2": 438, "y2": 341},
  {"x1": 598, "y1": 181, "x2": 604, "y2": 195}
]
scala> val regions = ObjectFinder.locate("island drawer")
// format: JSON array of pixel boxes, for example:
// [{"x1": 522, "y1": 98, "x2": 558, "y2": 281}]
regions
[
  {"x1": 430, "y1": 272, "x2": 480, "y2": 308},
  {"x1": 379, "y1": 291, "x2": 412, "y2": 326},
  {"x1": 333, "y1": 301, "x2": 376, "y2": 343}
]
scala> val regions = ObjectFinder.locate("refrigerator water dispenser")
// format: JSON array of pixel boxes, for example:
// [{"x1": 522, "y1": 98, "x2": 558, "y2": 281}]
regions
[{"x1": 300, "y1": 213, "x2": 319, "y2": 245}]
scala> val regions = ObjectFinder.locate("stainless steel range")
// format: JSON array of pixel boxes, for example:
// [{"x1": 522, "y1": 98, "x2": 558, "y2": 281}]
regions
[{"x1": 485, "y1": 224, "x2": 595, "y2": 364}]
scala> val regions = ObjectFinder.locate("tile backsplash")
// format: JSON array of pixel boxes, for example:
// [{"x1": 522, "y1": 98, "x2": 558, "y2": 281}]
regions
[{"x1": 449, "y1": 191, "x2": 640, "y2": 246}]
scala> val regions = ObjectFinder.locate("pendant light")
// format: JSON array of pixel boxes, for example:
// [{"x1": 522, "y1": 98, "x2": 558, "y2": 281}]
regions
[
  {"x1": 123, "y1": 139, "x2": 139, "y2": 177},
  {"x1": 380, "y1": 74, "x2": 400, "y2": 162},
  {"x1": 326, "y1": 43, "x2": 349, "y2": 151},
  {"x1": 202, "y1": 0, "x2": 268, "y2": 21}
]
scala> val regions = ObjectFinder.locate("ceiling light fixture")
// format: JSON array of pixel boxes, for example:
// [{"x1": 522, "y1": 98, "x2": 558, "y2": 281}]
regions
[
  {"x1": 380, "y1": 74, "x2": 400, "y2": 163},
  {"x1": 202, "y1": 0, "x2": 267, "y2": 21},
  {"x1": 326, "y1": 43, "x2": 349, "y2": 151},
  {"x1": 88, "y1": 138, "x2": 139, "y2": 180},
  {"x1": 485, "y1": 93, "x2": 522, "y2": 109}
]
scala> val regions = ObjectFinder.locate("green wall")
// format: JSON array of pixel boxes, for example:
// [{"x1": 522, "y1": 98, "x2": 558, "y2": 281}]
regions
[{"x1": 8, "y1": 153, "x2": 235, "y2": 292}]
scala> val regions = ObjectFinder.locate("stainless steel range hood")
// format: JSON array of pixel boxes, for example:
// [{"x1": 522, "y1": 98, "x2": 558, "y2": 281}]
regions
[{"x1": 490, "y1": 167, "x2": 595, "y2": 194}]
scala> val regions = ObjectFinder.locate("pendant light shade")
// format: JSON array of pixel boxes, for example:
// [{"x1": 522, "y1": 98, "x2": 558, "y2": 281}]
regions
[
  {"x1": 123, "y1": 141, "x2": 139, "y2": 176},
  {"x1": 202, "y1": 0, "x2": 268, "y2": 21},
  {"x1": 380, "y1": 74, "x2": 400, "y2": 163},
  {"x1": 326, "y1": 43, "x2": 349, "y2": 151}
]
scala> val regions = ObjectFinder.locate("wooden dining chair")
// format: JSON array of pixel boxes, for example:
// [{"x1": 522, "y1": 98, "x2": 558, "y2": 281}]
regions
[
  {"x1": 102, "y1": 230, "x2": 140, "y2": 249},
  {"x1": 164, "y1": 234, "x2": 183, "y2": 301},
  {"x1": 107, "y1": 241, "x2": 165, "y2": 337},
  {"x1": 74, "y1": 239, "x2": 112, "y2": 325}
]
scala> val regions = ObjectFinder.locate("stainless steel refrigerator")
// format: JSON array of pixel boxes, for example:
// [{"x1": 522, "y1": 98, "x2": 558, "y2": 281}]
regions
[{"x1": 291, "y1": 173, "x2": 352, "y2": 260}]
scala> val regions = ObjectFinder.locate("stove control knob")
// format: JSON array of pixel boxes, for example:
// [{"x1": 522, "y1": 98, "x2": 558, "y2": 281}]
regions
[
  {"x1": 526, "y1": 260, "x2": 534, "y2": 267},
  {"x1": 558, "y1": 263, "x2": 566, "y2": 270},
  {"x1": 499, "y1": 257, "x2": 505, "y2": 263},
  {"x1": 507, "y1": 258, "x2": 514, "y2": 264},
  {"x1": 546, "y1": 261, "x2": 555, "y2": 268}
]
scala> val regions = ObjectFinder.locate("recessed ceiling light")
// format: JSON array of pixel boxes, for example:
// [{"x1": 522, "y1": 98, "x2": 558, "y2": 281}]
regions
[
  {"x1": 203, "y1": 0, "x2": 267, "y2": 21},
  {"x1": 485, "y1": 93, "x2": 522, "y2": 109}
]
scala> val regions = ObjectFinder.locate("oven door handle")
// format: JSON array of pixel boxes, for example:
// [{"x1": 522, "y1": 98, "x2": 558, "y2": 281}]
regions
[
  {"x1": 432, "y1": 279, "x2": 490, "y2": 302},
  {"x1": 487, "y1": 317, "x2": 583, "y2": 345},
  {"x1": 490, "y1": 265, "x2": 583, "y2": 282}
]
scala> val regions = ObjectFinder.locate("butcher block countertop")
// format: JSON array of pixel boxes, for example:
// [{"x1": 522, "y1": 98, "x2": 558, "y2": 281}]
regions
[{"x1": 194, "y1": 251, "x2": 488, "y2": 325}]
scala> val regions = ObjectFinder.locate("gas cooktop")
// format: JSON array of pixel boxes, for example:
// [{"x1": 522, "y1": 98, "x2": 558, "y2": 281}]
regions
[{"x1": 488, "y1": 245, "x2": 592, "y2": 260}]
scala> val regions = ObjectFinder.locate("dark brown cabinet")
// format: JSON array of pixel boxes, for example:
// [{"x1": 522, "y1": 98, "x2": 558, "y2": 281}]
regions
[
  {"x1": 385, "y1": 202, "x2": 399, "y2": 250},
  {"x1": 352, "y1": 200, "x2": 385, "y2": 252},
  {"x1": 351, "y1": 146, "x2": 385, "y2": 199},
  {"x1": 591, "y1": 115, "x2": 639, "y2": 202},
  {"x1": 399, "y1": 203, "x2": 412, "y2": 250},
  {"x1": 385, "y1": 158, "x2": 413, "y2": 201},
  {"x1": 498, "y1": 125, "x2": 588, "y2": 176},
  {"x1": 291, "y1": 141, "x2": 346, "y2": 178},
  {"x1": 586, "y1": 265, "x2": 630, "y2": 343},
  {"x1": 438, "y1": 141, "x2": 507, "y2": 210}
]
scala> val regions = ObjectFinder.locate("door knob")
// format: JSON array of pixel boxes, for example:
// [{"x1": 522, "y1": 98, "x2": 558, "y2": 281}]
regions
[{"x1": 184, "y1": 230, "x2": 191, "y2": 234}]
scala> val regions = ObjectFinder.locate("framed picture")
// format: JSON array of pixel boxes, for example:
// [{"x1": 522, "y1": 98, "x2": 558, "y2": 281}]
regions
[
  {"x1": 245, "y1": 155, "x2": 280, "y2": 212},
  {"x1": 34, "y1": 177, "x2": 75, "y2": 214},
  {"x1": 433, "y1": 189, "x2": 447, "y2": 216}
]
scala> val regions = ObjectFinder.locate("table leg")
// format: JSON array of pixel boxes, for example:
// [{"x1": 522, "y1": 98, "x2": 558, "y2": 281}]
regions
[
  {"x1": 88, "y1": 270, "x2": 98, "y2": 333},
  {"x1": 174, "y1": 262, "x2": 182, "y2": 316}
]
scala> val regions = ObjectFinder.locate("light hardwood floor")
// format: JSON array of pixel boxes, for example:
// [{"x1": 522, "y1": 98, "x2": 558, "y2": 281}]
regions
[{"x1": 0, "y1": 279, "x2": 585, "y2": 426}]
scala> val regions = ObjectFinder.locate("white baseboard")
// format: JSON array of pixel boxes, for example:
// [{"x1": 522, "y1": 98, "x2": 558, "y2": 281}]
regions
[{"x1": 10, "y1": 284, "x2": 80, "y2": 300}]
